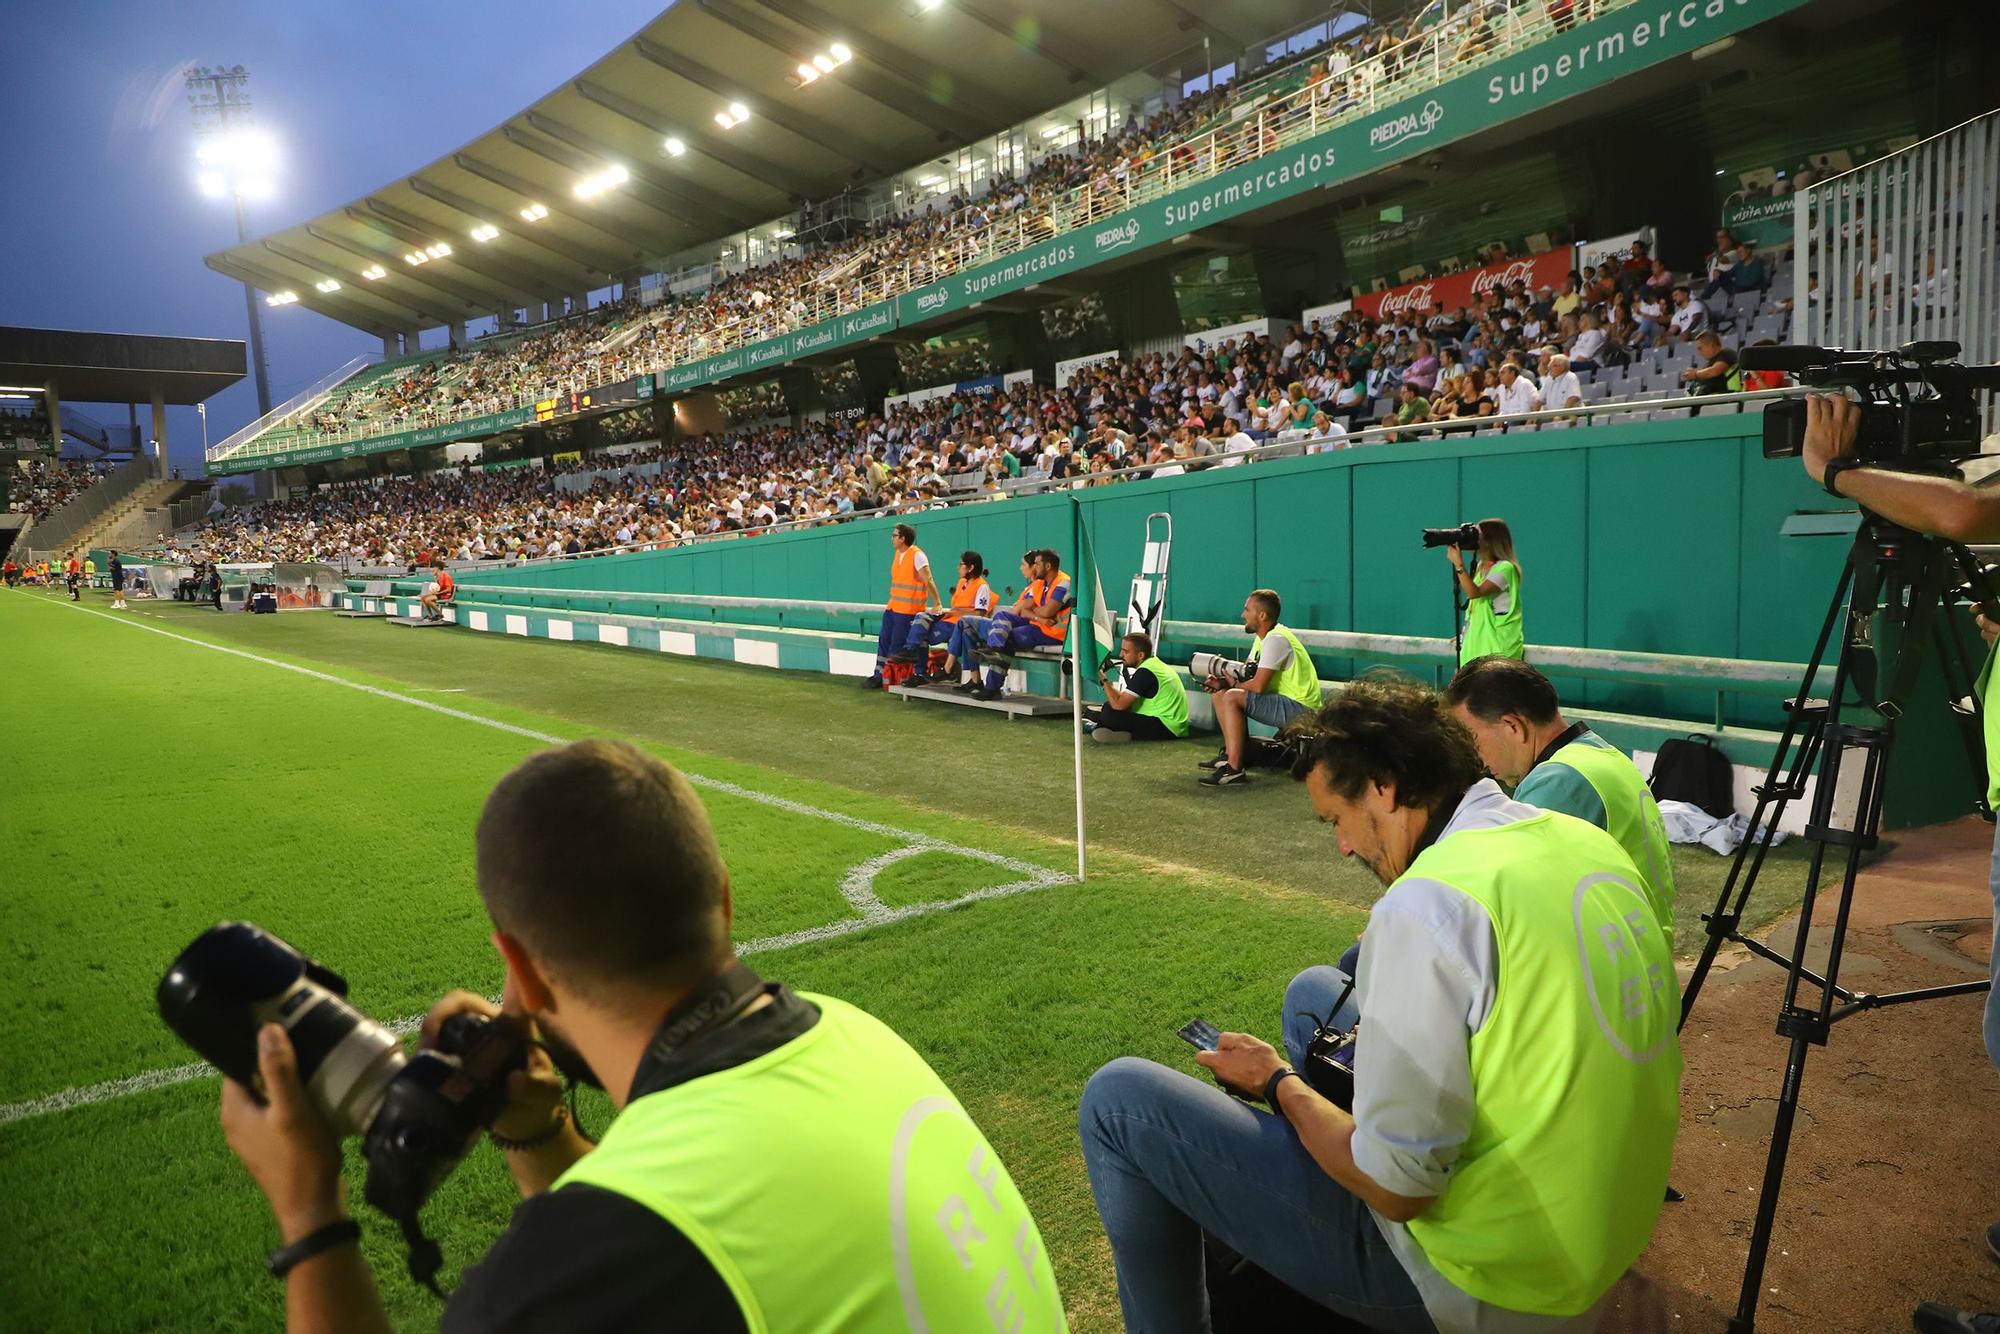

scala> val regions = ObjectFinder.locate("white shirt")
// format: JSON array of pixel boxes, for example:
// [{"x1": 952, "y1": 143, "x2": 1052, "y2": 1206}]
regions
[
  {"x1": 1222, "y1": 430, "x2": 1258, "y2": 467},
  {"x1": 1541, "y1": 371, "x2": 1584, "y2": 409},
  {"x1": 1495, "y1": 374, "x2": 1541, "y2": 417}
]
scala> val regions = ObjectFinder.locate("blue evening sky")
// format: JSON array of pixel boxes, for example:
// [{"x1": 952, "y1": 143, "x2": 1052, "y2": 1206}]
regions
[{"x1": 0, "y1": 0, "x2": 667, "y2": 474}]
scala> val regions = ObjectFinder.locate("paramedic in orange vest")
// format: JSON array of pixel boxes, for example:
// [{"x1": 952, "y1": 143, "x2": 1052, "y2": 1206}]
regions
[
  {"x1": 969, "y1": 547, "x2": 1071, "y2": 701},
  {"x1": 888, "y1": 550, "x2": 994, "y2": 687},
  {"x1": 421, "y1": 562, "x2": 456, "y2": 622},
  {"x1": 864, "y1": 523, "x2": 942, "y2": 688}
]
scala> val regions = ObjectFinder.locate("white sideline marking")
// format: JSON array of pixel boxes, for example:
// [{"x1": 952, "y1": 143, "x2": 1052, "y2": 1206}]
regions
[{"x1": 1, "y1": 595, "x2": 1072, "y2": 1128}]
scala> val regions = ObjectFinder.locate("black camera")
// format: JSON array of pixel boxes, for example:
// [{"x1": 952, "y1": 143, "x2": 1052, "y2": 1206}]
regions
[
  {"x1": 1421, "y1": 523, "x2": 1482, "y2": 550},
  {"x1": 1750, "y1": 340, "x2": 1999, "y2": 466},
  {"x1": 158, "y1": 923, "x2": 526, "y2": 1289}
]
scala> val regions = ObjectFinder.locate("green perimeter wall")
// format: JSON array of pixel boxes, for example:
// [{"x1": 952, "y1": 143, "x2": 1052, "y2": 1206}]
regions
[{"x1": 460, "y1": 416, "x2": 1850, "y2": 728}]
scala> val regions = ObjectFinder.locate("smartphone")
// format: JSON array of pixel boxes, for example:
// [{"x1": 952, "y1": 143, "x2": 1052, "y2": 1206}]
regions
[{"x1": 1177, "y1": 1018, "x2": 1221, "y2": 1052}]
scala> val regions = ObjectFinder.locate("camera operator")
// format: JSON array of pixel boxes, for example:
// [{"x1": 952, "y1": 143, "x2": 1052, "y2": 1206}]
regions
[
  {"x1": 1802, "y1": 393, "x2": 2000, "y2": 1325},
  {"x1": 1448, "y1": 518, "x2": 1525, "y2": 665},
  {"x1": 1445, "y1": 656, "x2": 1675, "y2": 933},
  {"x1": 1088, "y1": 630, "x2": 1190, "y2": 744},
  {"x1": 217, "y1": 739, "x2": 1064, "y2": 1334},
  {"x1": 1079, "y1": 677, "x2": 1681, "y2": 1332},
  {"x1": 1197, "y1": 589, "x2": 1323, "y2": 787}
]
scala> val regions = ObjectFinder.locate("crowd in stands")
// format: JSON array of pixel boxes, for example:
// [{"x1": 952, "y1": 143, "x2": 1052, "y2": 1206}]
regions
[
  {"x1": 245, "y1": 0, "x2": 1616, "y2": 453},
  {"x1": 1, "y1": 405, "x2": 51, "y2": 448},
  {"x1": 5, "y1": 457, "x2": 111, "y2": 520},
  {"x1": 173, "y1": 239, "x2": 1793, "y2": 568}
]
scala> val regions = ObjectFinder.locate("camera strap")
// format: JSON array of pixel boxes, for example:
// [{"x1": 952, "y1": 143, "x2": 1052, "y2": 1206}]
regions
[{"x1": 643, "y1": 961, "x2": 776, "y2": 1068}]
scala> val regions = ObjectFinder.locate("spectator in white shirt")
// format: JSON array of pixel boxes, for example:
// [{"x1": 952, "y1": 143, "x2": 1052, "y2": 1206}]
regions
[
  {"x1": 1539, "y1": 354, "x2": 1584, "y2": 412},
  {"x1": 1222, "y1": 416, "x2": 1258, "y2": 466},
  {"x1": 1494, "y1": 362, "x2": 1542, "y2": 417},
  {"x1": 1567, "y1": 313, "x2": 1608, "y2": 371},
  {"x1": 1668, "y1": 286, "x2": 1707, "y2": 344}
]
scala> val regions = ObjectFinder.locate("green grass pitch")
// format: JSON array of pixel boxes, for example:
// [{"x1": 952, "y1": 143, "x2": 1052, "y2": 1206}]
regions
[{"x1": 0, "y1": 587, "x2": 1811, "y2": 1331}]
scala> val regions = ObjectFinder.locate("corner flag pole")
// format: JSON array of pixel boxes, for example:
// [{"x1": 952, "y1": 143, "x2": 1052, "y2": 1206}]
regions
[{"x1": 1070, "y1": 494, "x2": 1087, "y2": 881}]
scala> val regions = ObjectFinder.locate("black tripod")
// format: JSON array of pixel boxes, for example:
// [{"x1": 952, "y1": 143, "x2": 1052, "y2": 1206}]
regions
[{"x1": 1678, "y1": 511, "x2": 1996, "y2": 1332}]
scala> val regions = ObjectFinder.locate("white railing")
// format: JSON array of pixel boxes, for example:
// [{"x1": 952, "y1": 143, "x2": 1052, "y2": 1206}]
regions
[
  {"x1": 239, "y1": 0, "x2": 1637, "y2": 463},
  {"x1": 1797, "y1": 109, "x2": 2000, "y2": 437},
  {"x1": 208, "y1": 355, "x2": 372, "y2": 462}
]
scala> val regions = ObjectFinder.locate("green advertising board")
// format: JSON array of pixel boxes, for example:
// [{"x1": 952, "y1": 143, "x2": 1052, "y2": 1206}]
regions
[
  {"x1": 895, "y1": 0, "x2": 1811, "y2": 325},
  {"x1": 1720, "y1": 194, "x2": 1795, "y2": 249},
  {"x1": 654, "y1": 303, "x2": 899, "y2": 395},
  {"x1": 212, "y1": 406, "x2": 536, "y2": 475}
]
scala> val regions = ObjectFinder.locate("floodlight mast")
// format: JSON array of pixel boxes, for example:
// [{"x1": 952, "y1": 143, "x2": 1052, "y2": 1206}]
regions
[{"x1": 186, "y1": 64, "x2": 275, "y2": 419}]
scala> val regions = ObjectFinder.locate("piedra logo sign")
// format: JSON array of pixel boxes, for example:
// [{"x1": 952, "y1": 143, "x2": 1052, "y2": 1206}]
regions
[
  {"x1": 1368, "y1": 99, "x2": 1444, "y2": 154},
  {"x1": 1093, "y1": 218, "x2": 1142, "y2": 255},
  {"x1": 913, "y1": 287, "x2": 952, "y2": 315}
]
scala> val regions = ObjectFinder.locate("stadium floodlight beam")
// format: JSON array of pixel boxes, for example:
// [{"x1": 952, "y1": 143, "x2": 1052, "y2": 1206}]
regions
[
  {"x1": 186, "y1": 63, "x2": 276, "y2": 420},
  {"x1": 714, "y1": 102, "x2": 751, "y2": 129},
  {"x1": 362, "y1": 264, "x2": 387, "y2": 280},
  {"x1": 663, "y1": 136, "x2": 687, "y2": 157},
  {"x1": 469, "y1": 223, "x2": 500, "y2": 242},
  {"x1": 314, "y1": 279, "x2": 341, "y2": 293},
  {"x1": 519, "y1": 201, "x2": 550, "y2": 222}
]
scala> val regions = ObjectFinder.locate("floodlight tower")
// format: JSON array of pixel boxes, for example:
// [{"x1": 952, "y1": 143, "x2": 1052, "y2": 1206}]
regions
[{"x1": 186, "y1": 64, "x2": 275, "y2": 419}]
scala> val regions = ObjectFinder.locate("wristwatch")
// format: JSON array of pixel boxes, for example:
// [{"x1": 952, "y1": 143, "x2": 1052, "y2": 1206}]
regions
[
  {"x1": 1822, "y1": 457, "x2": 1865, "y2": 498},
  {"x1": 1263, "y1": 1067, "x2": 1303, "y2": 1112}
]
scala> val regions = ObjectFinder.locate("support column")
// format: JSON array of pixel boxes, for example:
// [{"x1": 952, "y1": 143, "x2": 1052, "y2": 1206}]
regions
[
  {"x1": 572, "y1": 291, "x2": 589, "y2": 316},
  {"x1": 150, "y1": 386, "x2": 168, "y2": 479},
  {"x1": 44, "y1": 382, "x2": 62, "y2": 456},
  {"x1": 382, "y1": 334, "x2": 399, "y2": 359},
  {"x1": 128, "y1": 403, "x2": 140, "y2": 455},
  {"x1": 406, "y1": 329, "x2": 424, "y2": 357},
  {"x1": 449, "y1": 319, "x2": 467, "y2": 350}
]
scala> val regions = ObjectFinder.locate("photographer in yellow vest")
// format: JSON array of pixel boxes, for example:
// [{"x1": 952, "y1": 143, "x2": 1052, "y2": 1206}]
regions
[
  {"x1": 1446, "y1": 656, "x2": 1676, "y2": 936},
  {"x1": 1449, "y1": 518, "x2": 1525, "y2": 665},
  {"x1": 1088, "y1": 630, "x2": 1189, "y2": 743},
  {"x1": 1081, "y1": 677, "x2": 1680, "y2": 1331},
  {"x1": 217, "y1": 739, "x2": 1065, "y2": 1333}
]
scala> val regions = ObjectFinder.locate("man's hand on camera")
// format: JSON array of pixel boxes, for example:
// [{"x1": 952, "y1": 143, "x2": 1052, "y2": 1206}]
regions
[
  {"x1": 1978, "y1": 613, "x2": 2000, "y2": 647},
  {"x1": 1203, "y1": 673, "x2": 1227, "y2": 694},
  {"x1": 1197, "y1": 1032, "x2": 1287, "y2": 1101},
  {"x1": 1800, "y1": 392, "x2": 1861, "y2": 485},
  {"x1": 421, "y1": 989, "x2": 566, "y2": 1144},
  {"x1": 221, "y1": 1024, "x2": 347, "y2": 1243}
]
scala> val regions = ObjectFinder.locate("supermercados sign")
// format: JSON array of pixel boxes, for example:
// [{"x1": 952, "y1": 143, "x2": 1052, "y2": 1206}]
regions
[{"x1": 891, "y1": 0, "x2": 1803, "y2": 328}]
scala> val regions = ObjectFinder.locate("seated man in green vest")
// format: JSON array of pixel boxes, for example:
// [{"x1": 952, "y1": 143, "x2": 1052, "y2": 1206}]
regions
[
  {"x1": 1198, "y1": 588, "x2": 1323, "y2": 787},
  {"x1": 1088, "y1": 629, "x2": 1191, "y2": 744},
  {"x1": 217, "y1": 739, "x2": 1066, "y2": 1334},
  {"x1": 1081, "y1": 676, "x2": 1681, "y2": 1331},
  {"x1": 1445, "y1": 655, "x2": 1677, "y2": 936}
]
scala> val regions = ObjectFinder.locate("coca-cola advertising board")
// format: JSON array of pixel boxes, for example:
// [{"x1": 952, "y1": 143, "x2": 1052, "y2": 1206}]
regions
[{"x1": 1350, "y1": 250, "x2": 1574, "y2": 322}]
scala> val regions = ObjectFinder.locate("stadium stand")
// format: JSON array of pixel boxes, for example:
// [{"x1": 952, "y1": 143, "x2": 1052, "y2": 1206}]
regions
[
  {"x1": 210, "y1": 0, "x2": 1710, "y2": 469},
  {"x1": 6, "y1": 457, "x2": 113, "y2": 520},
  {"x1": 172, "y1": 252, "x2": 1796, "y2": 566}
]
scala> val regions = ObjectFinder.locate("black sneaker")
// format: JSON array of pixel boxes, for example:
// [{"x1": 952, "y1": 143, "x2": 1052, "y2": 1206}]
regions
[
  {"x1": 905, "y1": 673, "x2": 933, "y2": 687},
  {"x1": 1912, "y1": 1303, "x2": 2000, "y2": 1334},
  {"x1": 951, "y1": 679, "x2": 981, "y2": 694},
  {"x1": 861, "y1": 676, "x2": 883, "y2": 690},
  {"x1": 887, "y1": 648, "x2": 923, "y2": 665},
  {"x1": 1199, "y1": 764, "x2": 1249, "y2": 787},
  {"x1": 970, "y1": 685, "x2": 1002, "y2": 701},
  {"x1": 972, "y1": 646, "x2": 1014, "y2": 666},
  {"x1": 1195, "y1": 752, "x2": 1231, "y2": 770}
]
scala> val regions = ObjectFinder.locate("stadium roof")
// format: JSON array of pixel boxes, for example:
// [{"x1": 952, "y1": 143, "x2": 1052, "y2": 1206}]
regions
[
  {"x1": 205, "y1": 0, "x2": 1317, "y2": 337},
  {"x1": 0, "y1": 327, "x2": 246, "y2": 405}
]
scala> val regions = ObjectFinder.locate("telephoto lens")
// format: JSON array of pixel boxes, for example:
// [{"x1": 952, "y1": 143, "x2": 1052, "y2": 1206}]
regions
[
  {"x1": 157, "y1": 921, "x2": 408, "y2": 1137},
  {"x1": 1420, "y1": 523, "x2": 1482, "y2": 550}
]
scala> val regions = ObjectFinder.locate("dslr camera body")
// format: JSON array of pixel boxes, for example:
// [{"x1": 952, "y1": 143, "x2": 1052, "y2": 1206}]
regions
[
  {"x1": 159, "y1": 923, "x2": 526, "y2": 1284},
  {"x1": 1751, "y1": 340, "x2": 1998, "y2": 468}
]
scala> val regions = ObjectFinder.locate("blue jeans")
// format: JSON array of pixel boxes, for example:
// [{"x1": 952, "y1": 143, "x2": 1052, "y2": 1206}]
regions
[
  {"x1": 872, "y1": 609, "x2": 916, "y2": 674},
  {"x1": 1078, "y1": 967, "x2": 1432, "y2": 1334},
  {"x1": 1987, "y1": 819, "x2": 2000, "y2": 1071},
  {"x1": 899, "y1": 611, "x2": 956, "y2": 654},
  {"x1": 982, "y1": 613, "x2": 1057, "y2": 689},
  {"x1": 946, "y1": 615, "x2": 991, "y2": 675}
]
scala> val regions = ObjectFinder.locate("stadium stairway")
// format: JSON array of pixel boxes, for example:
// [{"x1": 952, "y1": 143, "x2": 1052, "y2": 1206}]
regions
[{"x1": 73, "y1": 479, "x2": 208, "y2": 555}]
